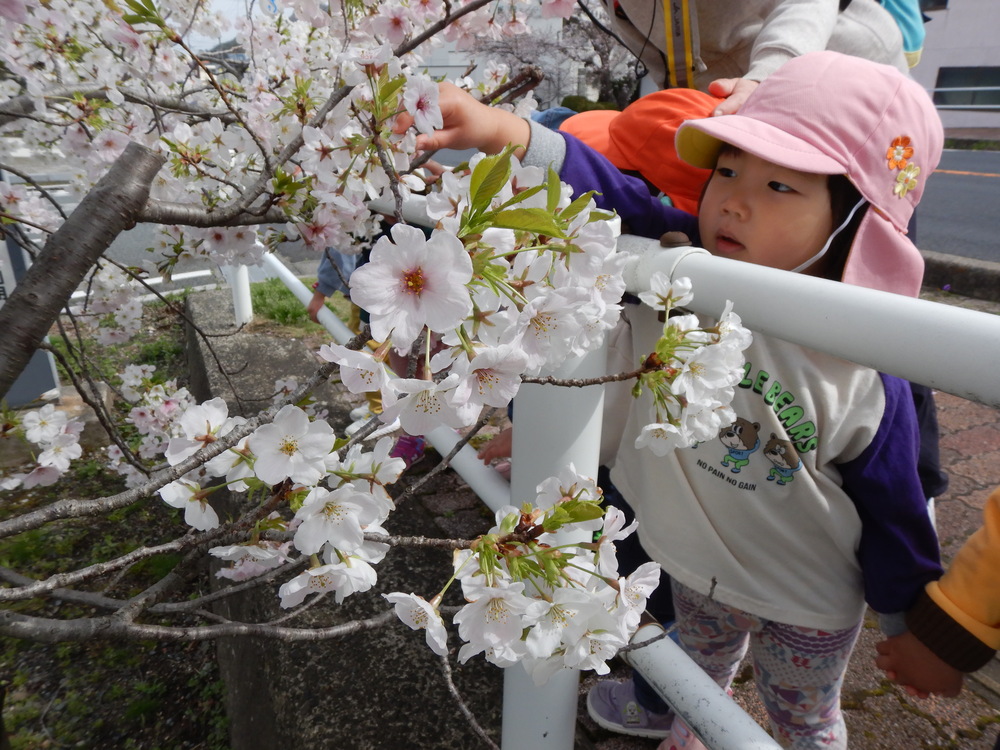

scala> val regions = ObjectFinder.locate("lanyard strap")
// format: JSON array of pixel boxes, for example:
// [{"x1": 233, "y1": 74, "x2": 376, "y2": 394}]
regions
[{"x1": 662, "y1": 0, "x2": 697, "y2": 88}]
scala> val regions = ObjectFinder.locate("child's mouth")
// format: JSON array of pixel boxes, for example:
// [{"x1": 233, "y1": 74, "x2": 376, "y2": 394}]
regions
[{"x1": 715, "y1": 234, "x2": 744, "y2": 254}]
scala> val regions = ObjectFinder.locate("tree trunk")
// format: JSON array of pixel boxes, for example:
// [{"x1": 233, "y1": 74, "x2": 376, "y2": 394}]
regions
[{"x1": 0, "y1": 142, "x2": 166, "y2": 401}]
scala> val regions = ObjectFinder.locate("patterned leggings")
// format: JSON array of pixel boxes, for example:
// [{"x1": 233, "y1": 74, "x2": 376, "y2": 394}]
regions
[{"x1": 671, "y1": 580, "x2": 862, "y2": 750}]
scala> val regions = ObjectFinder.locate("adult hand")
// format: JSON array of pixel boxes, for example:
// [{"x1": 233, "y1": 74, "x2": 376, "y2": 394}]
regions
[
  {"x1": 875, "y1": 632, "x2": 964, "y2": 698},
  {"x1": 707, "y1": 78, "x2": 760, "y2": 116},
  {"x1": 394, "y1": 82, "x2": 530, "y2": 157}
]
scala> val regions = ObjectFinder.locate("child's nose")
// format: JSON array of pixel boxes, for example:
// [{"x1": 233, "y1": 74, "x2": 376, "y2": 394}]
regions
[{"x1": 720, "y1": 191, "x2": 749, "y2": 218}]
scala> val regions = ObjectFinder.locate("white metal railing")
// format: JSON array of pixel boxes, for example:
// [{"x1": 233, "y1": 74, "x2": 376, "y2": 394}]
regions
[{"x1": 241, "y1": 197, "x2": 1000, "y2": 750}]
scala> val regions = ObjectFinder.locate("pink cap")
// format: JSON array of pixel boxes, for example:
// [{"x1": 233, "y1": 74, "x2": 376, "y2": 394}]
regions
[{"x1": 676, "y1": 51, "x2": 944, "y2": 297}]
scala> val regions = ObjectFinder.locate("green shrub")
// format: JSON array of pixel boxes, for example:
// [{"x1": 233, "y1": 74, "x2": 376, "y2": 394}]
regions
[{"x1": 560, "y1": 95, "x2": 619, "y2": 113}]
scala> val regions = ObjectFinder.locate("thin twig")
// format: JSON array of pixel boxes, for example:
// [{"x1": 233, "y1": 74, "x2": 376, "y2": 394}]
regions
[
  {"x1": 392, "y1": 407, "x2": 499, "y2": 507},
  {"x1": 521, "y1": 366, "x2": 649, "y2": 388},
  {"x1": 437, "y1": 652, "x2": 500, "y2": 750}
]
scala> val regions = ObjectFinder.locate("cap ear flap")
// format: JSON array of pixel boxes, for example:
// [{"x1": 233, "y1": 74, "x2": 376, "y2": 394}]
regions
[{"x1": 840, "y1": 210, "x2": 923, "y2": 297}]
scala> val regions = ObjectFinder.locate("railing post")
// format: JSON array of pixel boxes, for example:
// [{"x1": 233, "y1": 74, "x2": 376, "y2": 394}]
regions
[
  {"x1": 221, "y1": 263, "x2": 253, "y2": 327},
  {"x1": 500, "y1": 345, "x2": 607, "y2": 750}
]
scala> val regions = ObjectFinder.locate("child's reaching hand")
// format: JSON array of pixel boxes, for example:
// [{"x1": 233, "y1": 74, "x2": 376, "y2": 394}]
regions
[{"x1": 395, "y1": 82, "x2": 531, "y2": 159}]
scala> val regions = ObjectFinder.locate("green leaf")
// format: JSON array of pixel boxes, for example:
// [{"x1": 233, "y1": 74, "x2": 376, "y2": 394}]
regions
[
  {"x1": 546, "y1": 166, "x2": 561, "y2": 214},
  {"x1": 559, "y1": 190, "x2": 600, "y2": 224},
  {"x1": 122, "y1": 0, "x2": 163, "y2": 25},
  {"x1": 541, "y1": 499, "x2": 604, "y2": 533},
  {"x1": 490, "y1": 208, "x2": 566, "y2": 238},
  {"x1": 469, "y1": 151, "x2": 512, "y2": 211},
  {"x1": 379, "y1": 75, "x2": 406, "y2": 106},
  {"x1": 496, "y1": 183, "x2": 545, "y2": 210}
]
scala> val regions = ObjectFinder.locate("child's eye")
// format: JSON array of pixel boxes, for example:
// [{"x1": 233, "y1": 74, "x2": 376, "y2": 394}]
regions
[
  {"x1": 768, "y1": 181, "x2": 794, "y2": 193},
  {"x1": 716, "y1": 167, "x2": 737, "y2": 178}
]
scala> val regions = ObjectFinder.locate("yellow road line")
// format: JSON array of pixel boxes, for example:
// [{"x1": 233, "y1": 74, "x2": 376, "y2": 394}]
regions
[{"x1": 937, "y1": 169, "x2": 1000, "y2": 178}]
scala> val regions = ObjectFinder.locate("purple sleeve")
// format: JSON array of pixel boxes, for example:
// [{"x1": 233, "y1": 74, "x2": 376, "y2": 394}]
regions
[
  {"x1": 838, "y1": 373, "x2": 943, "y2": 614},
  {"x1": 559, "y1": 133, "x2": 701, "y2": 243}
]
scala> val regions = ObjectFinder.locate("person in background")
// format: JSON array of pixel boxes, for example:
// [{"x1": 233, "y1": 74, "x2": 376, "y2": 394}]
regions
[{"x1": 599, "y1": 0, "x2": 908, "y2": 112}]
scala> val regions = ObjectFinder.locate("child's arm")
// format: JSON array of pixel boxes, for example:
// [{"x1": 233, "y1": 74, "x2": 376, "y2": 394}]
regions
[
  {"x1": 477, "y1": 427, "x2": 512, "y2": 465},
  {"x1": 837, "y1": 374, "x2": 943, "y2": 616},
  {"x1": 398, "y1": 83, "x2": 700, "y2": 243}
]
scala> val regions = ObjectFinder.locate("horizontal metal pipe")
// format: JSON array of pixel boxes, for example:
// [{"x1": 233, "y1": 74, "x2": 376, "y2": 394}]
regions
[
  {"x1": 260, "y1": 252, "x2": 356, "y2": 344},
  {"x1": 620, "y1": 235, "x2": 1000, "y2": 407}
]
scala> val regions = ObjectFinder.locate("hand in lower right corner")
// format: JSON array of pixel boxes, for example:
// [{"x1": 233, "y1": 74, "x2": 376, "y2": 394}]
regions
[{"x1": 874, "y1": 631, "x2": 964, "y2": 698}]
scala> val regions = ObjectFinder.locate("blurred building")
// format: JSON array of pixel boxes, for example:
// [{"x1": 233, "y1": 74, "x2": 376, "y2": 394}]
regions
[{"x1": 912, "y1": 0, "x2": 1000, "y2": 130}]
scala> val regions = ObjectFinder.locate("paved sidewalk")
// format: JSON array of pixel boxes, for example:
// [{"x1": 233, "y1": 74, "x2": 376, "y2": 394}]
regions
[{"x1": 574, "y1": 288, "x2": 1000, "y2": 750}]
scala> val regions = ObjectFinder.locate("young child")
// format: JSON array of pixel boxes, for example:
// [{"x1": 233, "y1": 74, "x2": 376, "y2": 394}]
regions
[{"x1": 405, "y1": 51, "x2": 944, "y2": 750}]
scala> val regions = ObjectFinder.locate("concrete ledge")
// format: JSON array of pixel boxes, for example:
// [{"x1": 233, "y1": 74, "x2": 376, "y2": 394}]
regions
[
  {"x1": 184, "y1": 290, "x2": 503, "y2": 749},
  {"x1": 922, "y1": 250, "x2": 1000, "y2": 305}
]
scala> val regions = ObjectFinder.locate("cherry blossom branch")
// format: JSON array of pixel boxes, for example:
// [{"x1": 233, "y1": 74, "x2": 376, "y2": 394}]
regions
[
  {"x1": 364, "y1": 532, "x2": 476, "y2": 550},
  {"x1": 170, "y1": 35, "x2": 274, "y2": 175},
  {"x1": 99, "y1": 254, "x2": 253, "y2": 416},
  {"x1": 0, "y1": 558, "x2": 308, "y2": 615},
  {"x1": 0, "y1": 607, "x2": 397, "y2": 644},
  {"x1": 521, "y1": 366, "x2": 650, "y2": 388},
  {"x1": 139, "y1": 198, "x2": 286, "y2": 227},
  {"x1": 0, "y1": 360, "x2": 338, "y2": 540},
  {"x1": 0, "y1": 479, "x2": 294, "y2": 603},
  {"x1": 392, "y1": 408, "x2": 499, "y2": 508},
  {"x1": 226, "y1": 0, "x2": 499, "y2": 220},
  {"x1": 0, "y1": 85, "x2": 224, "y2": 129},
  {"x1": 438, "y1": 653, "x2": 501, "y2": 750},
  {"x1": 0, "y1": 163, "x2": 69, "y2": 220},
  {"x1": 488, "y1": 66, "x2": 545, "y2": 105},
  {"x1": 39, "y1": 339, "x2": 146, "y2": 469}
]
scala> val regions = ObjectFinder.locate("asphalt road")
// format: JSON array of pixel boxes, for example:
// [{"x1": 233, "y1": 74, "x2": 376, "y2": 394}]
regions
[{"x1": 919, "y1": 148, "x2": 1000, "y2": 263}]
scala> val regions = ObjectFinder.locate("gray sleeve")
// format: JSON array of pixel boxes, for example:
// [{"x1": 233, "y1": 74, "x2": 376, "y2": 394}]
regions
[{"x1": 521, "y1": 119, "x2": 567, "y2": 173}]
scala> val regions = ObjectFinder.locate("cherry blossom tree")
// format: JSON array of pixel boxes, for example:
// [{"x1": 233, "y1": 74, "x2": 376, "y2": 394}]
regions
[
  {"x1": 475, "y1": 2, "x2": 638, "y2": 108},
  {"x1": 0, "y1": 0, "x2": 749, "y2": 729}
]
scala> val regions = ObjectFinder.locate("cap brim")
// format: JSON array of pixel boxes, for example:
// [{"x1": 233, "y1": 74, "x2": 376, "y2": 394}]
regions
[{"x1": 676, "y1": 116, "x2": 845, "y2": 174}]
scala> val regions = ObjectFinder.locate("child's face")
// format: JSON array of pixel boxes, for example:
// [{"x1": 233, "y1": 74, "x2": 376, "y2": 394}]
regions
[{"x1": 699, "y1": 149, "x2": 834, "y2": 274}]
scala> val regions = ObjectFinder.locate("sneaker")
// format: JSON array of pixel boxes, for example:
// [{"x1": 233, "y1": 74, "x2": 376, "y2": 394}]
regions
[
  {"x1": 390, "y1": 434, "x2": 426, "y2": 469},
  {"x1": 586, "y1": 679, "x2": 674, "y2": 739}
]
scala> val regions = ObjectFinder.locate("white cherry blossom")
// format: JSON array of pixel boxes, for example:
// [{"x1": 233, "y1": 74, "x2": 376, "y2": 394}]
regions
[
  {"x1": 349, "y1": 223, "x2": 474, "y2": 350},
  {"x1": 249, "y1": 405, "x2": 335, "y2": 486},
  {"x1": 384, "y1": 593, "x2": 449, "y2": 656}
]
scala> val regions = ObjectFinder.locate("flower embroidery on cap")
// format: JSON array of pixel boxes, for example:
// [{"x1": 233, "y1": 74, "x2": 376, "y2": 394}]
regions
[
  {"x1": 893, "y1": 163, "x2": 921, "y2": 198},
  {"x1": 886, "y1": 136, "x2": 914, "y2": 170}
]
